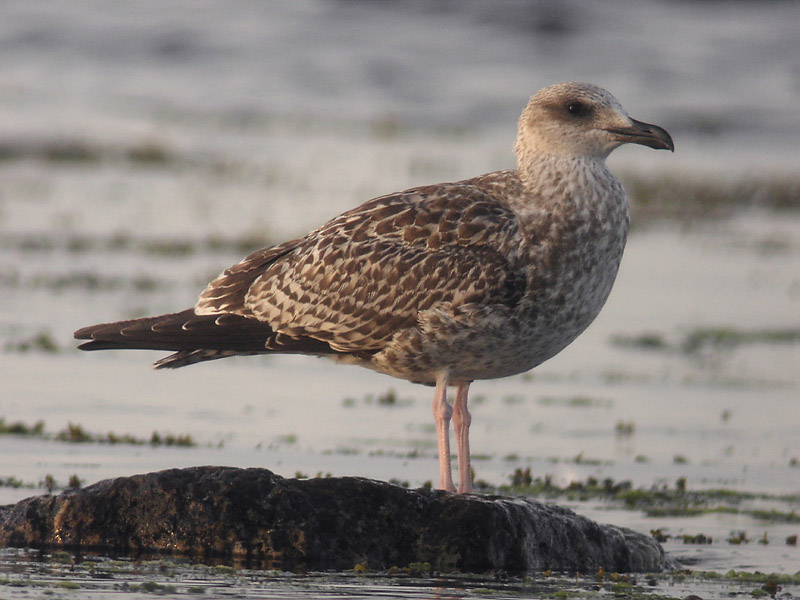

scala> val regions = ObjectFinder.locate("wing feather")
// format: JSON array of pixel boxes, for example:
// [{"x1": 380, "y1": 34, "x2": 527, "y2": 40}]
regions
[{"x1": 197, "y1": 181, "x2": 527, "y2": 353}]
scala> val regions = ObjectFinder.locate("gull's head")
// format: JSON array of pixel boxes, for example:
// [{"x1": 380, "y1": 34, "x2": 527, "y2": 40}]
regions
[{"x1": 515, "y1": 82, "x2": 674, "y2": 163}]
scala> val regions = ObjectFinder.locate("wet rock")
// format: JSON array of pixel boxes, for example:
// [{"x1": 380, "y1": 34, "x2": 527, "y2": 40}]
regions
[{"x1": 0, "y1": 466, "x2": 675, "y2": 573}]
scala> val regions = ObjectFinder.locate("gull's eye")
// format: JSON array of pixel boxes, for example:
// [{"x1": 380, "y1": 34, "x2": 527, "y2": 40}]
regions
[{"x1": 566, "y1": 101, "x2": 589, "y2": 117}]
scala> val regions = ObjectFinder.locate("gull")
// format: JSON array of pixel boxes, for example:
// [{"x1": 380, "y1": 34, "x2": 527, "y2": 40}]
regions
[{"x1": 75, "y1": 82, "x2": 673, "y2": 493}]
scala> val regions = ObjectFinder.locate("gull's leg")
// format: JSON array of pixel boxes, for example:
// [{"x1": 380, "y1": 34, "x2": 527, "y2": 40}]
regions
[
  {"x1": 452, "y1": 382, "x2": 472, "y2": 493},
  {"x1": 432, "y1": 373, "x2": 455, "y2": 492}
]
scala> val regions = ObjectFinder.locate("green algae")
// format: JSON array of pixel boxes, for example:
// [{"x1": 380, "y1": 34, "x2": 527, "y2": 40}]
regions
[
  {"x1": 611, "y1": 326, "x2": 800, "y2": 356},
  {"x1": 0, "y1": 231, "x2": 266, "y2": 259},
  {"x1": 622, "y1": 173, "x2": 800, "y2": 222},
  {"x1": 750, "y1": 509, "x2": 800, "y2": 524},
  {"x1": 0, "y1": 418, "x2": 45, "y2": 436},
  {"x1": 3, "y1": 331, "x2": 59, "y2": 354},
  {"x1": 0, "y1": 416, "x2": 196, "y2": 448},
  {"x1": 681, "y1": 327, "x2": 800, "y2": 354},
  {"x1": 500, "y1": 474, "x2": 800, "y2": 524}
]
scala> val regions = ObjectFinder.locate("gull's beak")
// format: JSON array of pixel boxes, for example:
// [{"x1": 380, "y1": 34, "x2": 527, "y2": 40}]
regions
[{"x1": 606, "y1": 118, "x2": 675, "y2": 152}]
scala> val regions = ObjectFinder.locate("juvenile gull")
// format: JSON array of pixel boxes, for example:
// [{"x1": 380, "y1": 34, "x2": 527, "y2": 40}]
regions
[{"x1": 75, "y1": 82, "x2": 673, "y2": 493}]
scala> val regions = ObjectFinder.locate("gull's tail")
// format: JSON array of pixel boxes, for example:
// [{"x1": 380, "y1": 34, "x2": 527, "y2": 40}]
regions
[
  {"x1": 75, "y1": 309, "x2": 347, "y2": 369},
  {"x1": 75, "y1": 310, "x2": 278, "y2": 369}
]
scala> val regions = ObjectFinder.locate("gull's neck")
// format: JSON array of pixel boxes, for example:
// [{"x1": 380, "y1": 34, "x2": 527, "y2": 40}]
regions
[
  {"x1": 507, "y1": 151, "x2": 630, "y2": 250},
  {"x1": 515, "y1": 153, "x2": 617, "y2": 203}
]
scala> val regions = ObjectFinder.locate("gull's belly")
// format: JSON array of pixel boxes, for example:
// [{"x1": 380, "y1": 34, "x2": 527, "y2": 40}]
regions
[
  {"x1": 452, "y1": 256, "x2": 622, "y2": 380},
  {"x1": 361, "y1": 235, "x2": 625, "y2": 386}
]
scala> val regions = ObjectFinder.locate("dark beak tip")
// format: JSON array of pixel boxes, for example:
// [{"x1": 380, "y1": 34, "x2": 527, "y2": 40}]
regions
[
  {"x1": 606, "y1": 120, "x2": 673, "y2": 152},
  {"x1": 625, "y1": 118, "x2": 674, "y2": 152},
  {"x1": 659, "y1": 130, "x2": 676, "y2": 153},
  {"x1": 645, "y1": 122, "x2": 674, "y2": 153}
]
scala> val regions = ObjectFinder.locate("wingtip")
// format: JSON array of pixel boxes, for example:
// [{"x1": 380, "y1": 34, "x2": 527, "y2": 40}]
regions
[
  {"x1": 74, "y1": 325, "x2": 95, "y2": 340},
  {"x1": 76, "y1": 339, "x2": 117, "y2": 351}
]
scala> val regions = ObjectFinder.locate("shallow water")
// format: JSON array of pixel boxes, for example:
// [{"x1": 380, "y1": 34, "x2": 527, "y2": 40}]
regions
[
  {"x1": 1, "y1": 0, "x2": 800, "y2": 593},
  {"x1": 0, "y1": 550, "x2": 799, "y2": 600},
  {"x1": 3, "y1": 212, "x2": 798, "y2": 578}
]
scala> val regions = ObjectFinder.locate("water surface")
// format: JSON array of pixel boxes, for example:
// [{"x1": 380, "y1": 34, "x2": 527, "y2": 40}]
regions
[{"x1": 1, "y1": 0, "x2": 799, "y2": 589}]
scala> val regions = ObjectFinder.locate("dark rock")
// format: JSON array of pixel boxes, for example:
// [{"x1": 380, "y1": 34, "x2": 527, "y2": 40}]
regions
[{"x1": 0, "y1": 466, "x2": 675, "y2": 573}]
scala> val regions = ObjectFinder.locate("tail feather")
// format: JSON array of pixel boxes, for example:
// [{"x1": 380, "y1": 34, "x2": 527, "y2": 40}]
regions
[
  {"x1": 74, "y1": 309, "x2": 354, "y2": 368},
  {"x1": 153, "y1": 349, "x2": 260, "y2": 369},
  {"x1": 75, "y1": 310, "x2": 275, "y2": 353}
]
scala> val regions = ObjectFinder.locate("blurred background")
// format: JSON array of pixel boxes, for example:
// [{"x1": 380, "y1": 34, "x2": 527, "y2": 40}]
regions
[{"x1": 1, "y1": 0, "x2": 799, "y2": 572}]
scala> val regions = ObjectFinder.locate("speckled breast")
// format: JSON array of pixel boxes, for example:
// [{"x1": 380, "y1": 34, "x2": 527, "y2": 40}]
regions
[{"x1": 364, "y1": 182, "x2": 630, "y2": 386}]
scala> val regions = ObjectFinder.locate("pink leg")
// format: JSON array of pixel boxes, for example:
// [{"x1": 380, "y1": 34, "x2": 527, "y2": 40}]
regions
[
  {"x1": 432, "y1": 374, "x2": 455, "y2": 492},
  {"x1": 452, "y1": 382, "x2": 472, "y2": 493}
]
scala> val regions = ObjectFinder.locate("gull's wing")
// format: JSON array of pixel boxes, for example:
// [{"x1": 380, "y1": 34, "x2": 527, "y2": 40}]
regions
[{"x1": 195, "y1": 181, "x2": 527, "y2": 353}]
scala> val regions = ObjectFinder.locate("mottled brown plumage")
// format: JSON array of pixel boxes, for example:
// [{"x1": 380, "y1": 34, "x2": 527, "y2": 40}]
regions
[{"x1": 75, "y1": 82, "x2": 673, "y2": 493}]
